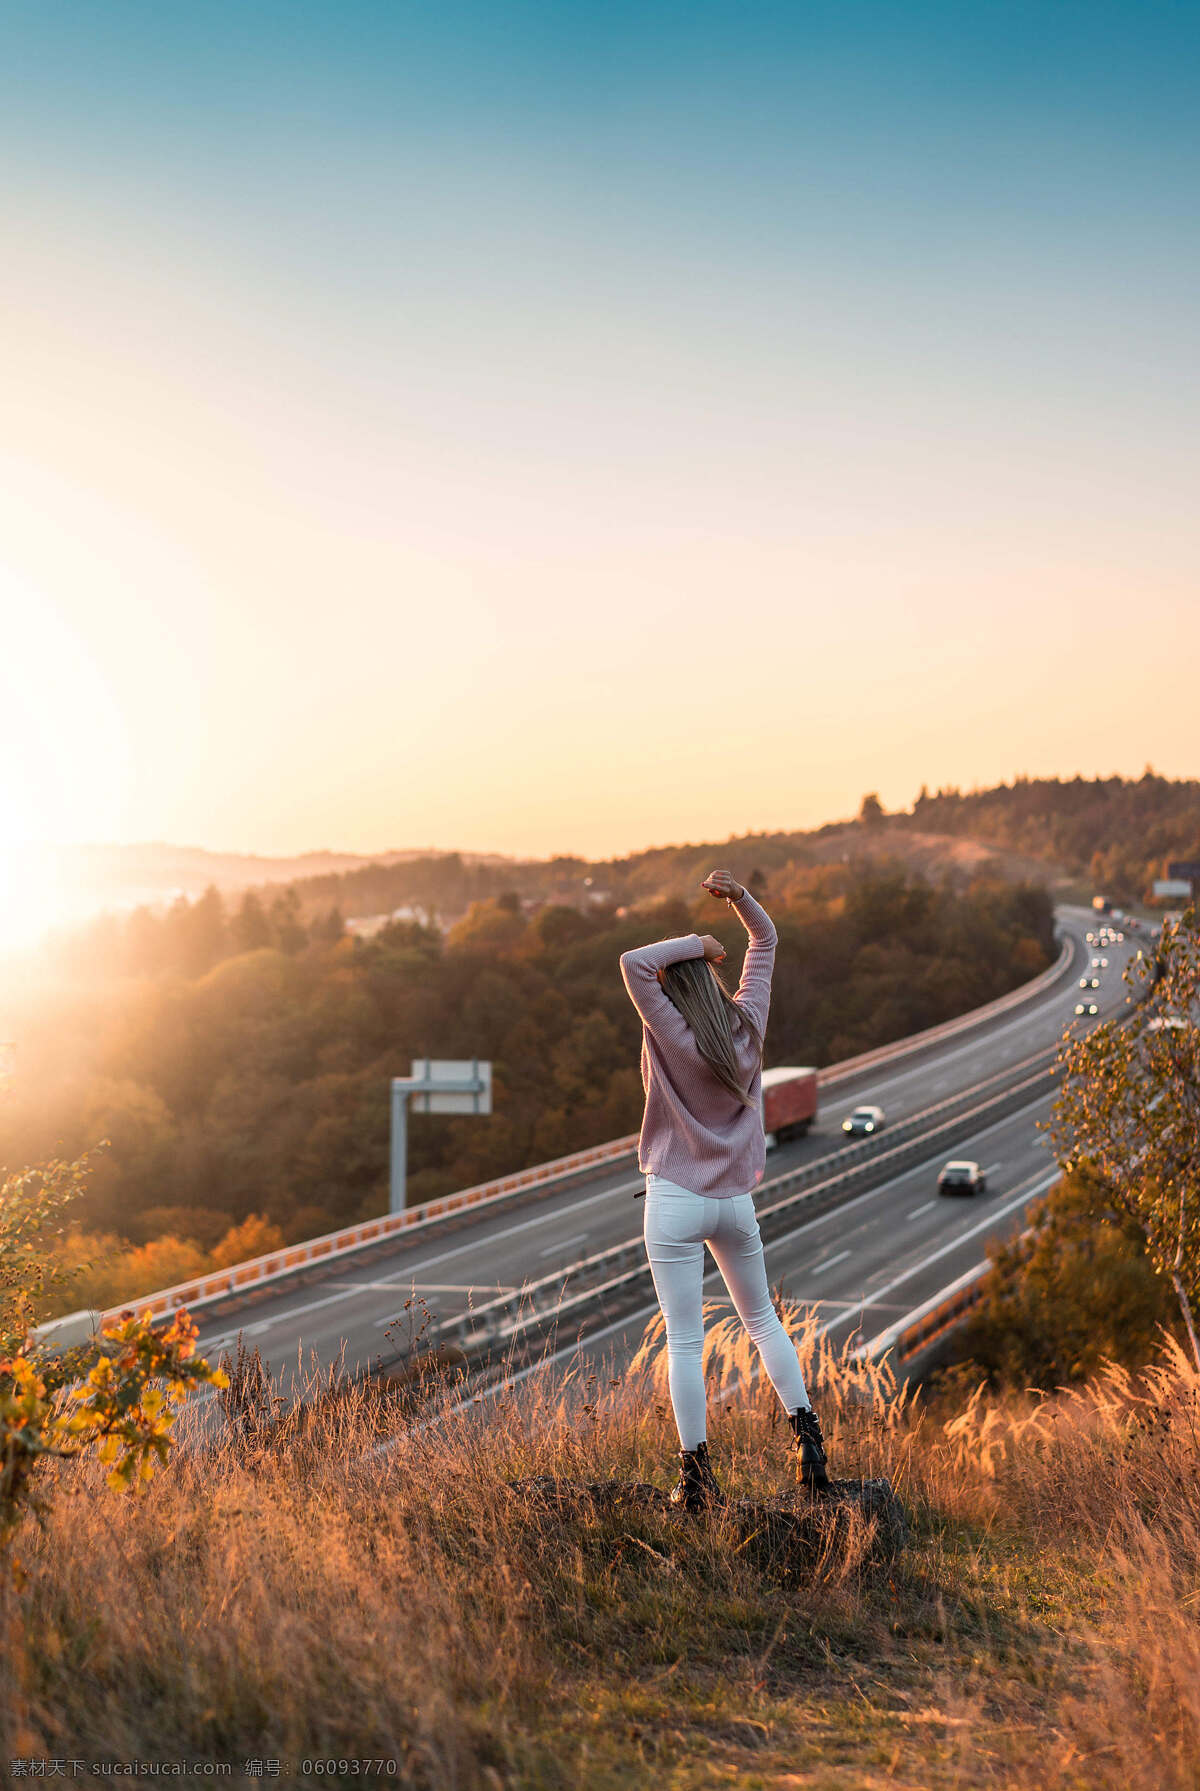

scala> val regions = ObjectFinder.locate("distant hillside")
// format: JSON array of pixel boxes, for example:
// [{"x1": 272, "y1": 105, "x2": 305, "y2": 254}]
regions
[
  {"x1": 897, "y1": 773, "x2": 1200, "y2": 902},
  {"x1": 226, "y1": 811, "x2": 1065, "y2": 937},
  {"x1": 21, "y1": 771, "x2": 1199, "y2": 961},
  {"x1": 34, "y1": 839, "x2": 513, "y2": 903}
]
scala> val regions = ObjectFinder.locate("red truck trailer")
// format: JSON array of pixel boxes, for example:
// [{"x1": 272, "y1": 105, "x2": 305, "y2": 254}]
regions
[{"x1": 760, "y1": 1065, "x2": 819, "y2": 1148}]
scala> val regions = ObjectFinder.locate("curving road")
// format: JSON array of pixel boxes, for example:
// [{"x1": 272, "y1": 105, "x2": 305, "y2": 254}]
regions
[{"x1": 192, "y1": 907, "x2": 1140, "y2": 1391}]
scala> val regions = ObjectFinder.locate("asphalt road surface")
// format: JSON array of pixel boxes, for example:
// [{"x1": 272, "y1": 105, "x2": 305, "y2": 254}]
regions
[{"x1": 193, "y1": 906, "x2": 1141, "y2": 1392}]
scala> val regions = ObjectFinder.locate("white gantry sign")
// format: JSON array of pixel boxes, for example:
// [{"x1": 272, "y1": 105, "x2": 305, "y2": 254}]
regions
[{"x1": 389, "y1": 1057, "x2": 493, "y2": 1212}]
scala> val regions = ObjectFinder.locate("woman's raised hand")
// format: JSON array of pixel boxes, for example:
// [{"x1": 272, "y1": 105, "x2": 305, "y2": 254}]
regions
[
  {"x1": 699, "y1": 934, "x2": 727, "y2": 962},
  {"x1": 701, "y1": 869, "x2": 745, "y2": 902}
]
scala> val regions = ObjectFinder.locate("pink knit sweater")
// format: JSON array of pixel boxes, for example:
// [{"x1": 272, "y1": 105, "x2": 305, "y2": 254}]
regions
[{"x1": 619, "y1": 889, "x2": 778, "y2": 1198}]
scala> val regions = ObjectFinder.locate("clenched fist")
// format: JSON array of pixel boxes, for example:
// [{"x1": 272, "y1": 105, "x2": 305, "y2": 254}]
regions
[{"x1": 701, "y1": 869, "x2": 745, "y2": 902}]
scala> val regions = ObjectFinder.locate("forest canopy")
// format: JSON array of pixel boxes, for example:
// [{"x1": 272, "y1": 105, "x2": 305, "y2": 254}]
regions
[{"x1": 902, "y1": 771, "x2": 1200, "y2": 900}]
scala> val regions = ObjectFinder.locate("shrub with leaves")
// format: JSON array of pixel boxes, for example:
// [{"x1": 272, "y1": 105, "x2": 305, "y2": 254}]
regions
[
  {"x1": 0, "y1": 1150, "x2": 227, "y2": 1558},
  {"x1": 1050, "y1": 906, "x2": 1200, "y2": 1370},
  {"x1": 951, "y1": 1164, "x2": 1177, "y2": 1387}
]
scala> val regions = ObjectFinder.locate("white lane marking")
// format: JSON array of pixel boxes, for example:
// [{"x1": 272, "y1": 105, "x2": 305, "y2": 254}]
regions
[
  {"x1": 824, "y1": 1168, "x2": 1060, "y2": 1329},
  {"x1": 381, "y1": 1170, "x2": 1062, "y2": 1445},
  {"x1": 810, "y1": 1248, "x2": 851, "y2": 1274},
  {"x1": 194, "y1": 1183, "x2": 639, "y2": 1343},
  {"x1": 756, "y1": 1086, "x2": 1050, "y2": 1243},
  {"x1": 223, "y1": 1079, "x2": 1061, "y2": 1364},
  {"x1": 361, "y1": 1181, "x2": 637, "y2": 1280},
  {"x1": 199, "y1": 1282, "x2": 393, "y2": 1341},
  {"x1": 329, "y1": 1279, "x2": 515, "y2": 1295},
  {"x1": 540, "y1": 1234, "x2": 588, "y2": 1257},
  {"x1": 906, "y1": 1200, "x2": 936, "y2": 1220},
  {"x1": 983, "y1": 1163, "x2": 1002, "y2": 1175},
  {"x1": 379, "y1": 1282, "x2": 516, "y2": 1295},
  {"x1": 857, "y1": 1261, "x2": 989, "y2": 1358}
]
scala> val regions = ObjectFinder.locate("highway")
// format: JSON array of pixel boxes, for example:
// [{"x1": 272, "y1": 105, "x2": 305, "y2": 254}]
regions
[{"x1": 192, "y1": 906, "x2": 1140, "y2": 1395}]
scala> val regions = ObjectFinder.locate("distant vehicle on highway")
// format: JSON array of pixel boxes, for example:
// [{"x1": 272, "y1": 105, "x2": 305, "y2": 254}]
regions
[
  {"x1": 842, "y1": 1104, "x2": 885, "y2": 1137},
  {"x1": 1091, "y1": 957, "x2": 1108, "y2": 968},
  {"x1": 1075, "y1": 999, "x2": 1100, "y2": 1016},
  {"x1": 760, "y1": 1066, "x2": 818, "y2": 1149},
  {"x1": 1079, "y1": 976, "x2": 1100, "y2": 989},
  {"x1": 937, "y1": 1159, "x2": 987, "y2": 1197}
]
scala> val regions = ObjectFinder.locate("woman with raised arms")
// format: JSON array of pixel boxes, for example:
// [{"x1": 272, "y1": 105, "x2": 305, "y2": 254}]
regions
[{"x1": 619, "y1": 869, "x2": 829, "y2": 1511}]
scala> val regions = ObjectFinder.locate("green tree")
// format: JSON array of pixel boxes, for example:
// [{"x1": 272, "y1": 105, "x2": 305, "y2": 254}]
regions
[
  {"x1": 446, "y1": 898, "x2": 527, "y2": 955},
  {"x1": 313, "y1": 905, "x2": 346, "y2": 944},
  {"x1": 955, "y1": 1166, "x2": 1175, "y2": 1386},
  {"x1": 859, "y1": 792, "x2": 885, "y2": 828},
  {"x1": 268, "y1": 887, "x2": 309, "y2": 954},
  {"x1": 180, "y1": 884, "x2": 229, "y2": 977},
  {"x1": 1049, "y1": 907, "x2": 1200, "y2": 1370},
  {"x1": 232, "y1": 891, "x2": 272, "y2": 954},
  {"x1": 527, "y1": 904, "x2": 591, "y2": 952}
]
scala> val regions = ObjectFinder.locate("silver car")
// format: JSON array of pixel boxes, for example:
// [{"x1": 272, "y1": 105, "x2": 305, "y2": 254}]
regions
[{"x1": 842, "y1": 1104, "x2": 885, "y2": 1136}]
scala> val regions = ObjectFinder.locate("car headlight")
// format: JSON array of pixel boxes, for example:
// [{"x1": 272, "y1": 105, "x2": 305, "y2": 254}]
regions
[
  {"x1": 842, "y1": 1120, "x2": 852, "y2": 1132},
  {"x1": 864, "y1": 1122, "x2": 874, "y2": 1132}
]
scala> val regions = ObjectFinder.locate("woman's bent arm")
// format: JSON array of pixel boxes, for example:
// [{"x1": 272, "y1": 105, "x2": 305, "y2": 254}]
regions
[
  {"x1": 619, "y1": 933, "x2": 705, "y2": 1031},
  {"x1": 730, "y1": 889, "x2": 777, "y2": 1037}
]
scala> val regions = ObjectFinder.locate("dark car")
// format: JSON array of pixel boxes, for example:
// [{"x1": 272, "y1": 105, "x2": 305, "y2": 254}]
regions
[{"x1": 938, "y1": 1159, "x2": 987, "y2": 1197}]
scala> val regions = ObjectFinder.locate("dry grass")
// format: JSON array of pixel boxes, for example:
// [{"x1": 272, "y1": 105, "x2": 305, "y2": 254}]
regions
[{"x1": 1, "y1": 1308, "x2": 1198, "y2": 1789}]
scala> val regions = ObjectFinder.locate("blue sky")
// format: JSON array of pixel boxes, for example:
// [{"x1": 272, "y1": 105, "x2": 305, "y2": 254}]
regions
[{"x1": 0, "y1": 1, "x2": 1196, "y2": 874}]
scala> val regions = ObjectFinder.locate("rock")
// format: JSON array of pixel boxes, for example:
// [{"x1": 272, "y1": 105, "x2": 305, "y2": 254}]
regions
[{"x1": 505, "y1": 1475, "x2": 907, "y2": 1569}]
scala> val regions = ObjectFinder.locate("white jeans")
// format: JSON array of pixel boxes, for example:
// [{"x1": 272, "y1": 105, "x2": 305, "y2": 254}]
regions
[{"x1": 642, "y1": 1174, "x2": 810, "y2": 1450}]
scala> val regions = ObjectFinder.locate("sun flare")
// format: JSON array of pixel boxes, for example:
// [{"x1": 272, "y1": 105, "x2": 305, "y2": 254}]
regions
[{"x1": 0, "y1": 571, "x2": 131, "y2": 948}]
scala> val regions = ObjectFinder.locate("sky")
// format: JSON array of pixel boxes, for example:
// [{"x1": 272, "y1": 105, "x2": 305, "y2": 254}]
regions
[{"x1": 1, "y1": 0, "x2": 1197, "y2": 902}]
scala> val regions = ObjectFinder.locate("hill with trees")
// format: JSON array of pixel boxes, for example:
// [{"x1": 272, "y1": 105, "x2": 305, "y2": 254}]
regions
[{"x1": 898, "y1": 770, "x2": 1200, "y2": 901}]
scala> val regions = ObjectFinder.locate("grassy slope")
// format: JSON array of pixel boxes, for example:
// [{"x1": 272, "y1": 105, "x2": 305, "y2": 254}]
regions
[{"x1": 3, "y1": 1310, "x2": 1198, "y2": 1789}]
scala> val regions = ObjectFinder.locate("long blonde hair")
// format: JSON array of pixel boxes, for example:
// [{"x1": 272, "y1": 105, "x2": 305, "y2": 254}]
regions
[{"x1": 660, "y1": 956, "x2": 764, "y2": 1108}]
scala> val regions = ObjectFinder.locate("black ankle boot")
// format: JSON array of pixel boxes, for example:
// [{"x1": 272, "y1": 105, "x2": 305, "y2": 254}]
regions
[
  {"x1": 669, "y1": 1439, "x2": 726, "y2": 1512},
  {"x1": 789, "y1": 1406, "x2": 830, "y2": 1492}
]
